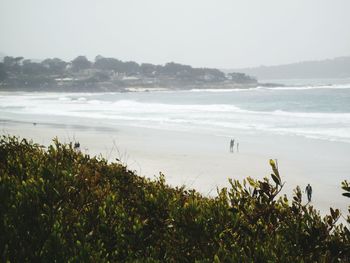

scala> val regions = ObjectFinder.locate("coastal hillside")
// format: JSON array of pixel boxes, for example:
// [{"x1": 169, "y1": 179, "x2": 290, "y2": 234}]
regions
[
  {"x1": 231, "y1": 56, "x2": 350, "y2": 80},
  {"x1": 1, "y1": 135, "x2": 349, "y2": 262},
  {"x1": 0, "y1": 56, "x2": 256, "y2": 92}
]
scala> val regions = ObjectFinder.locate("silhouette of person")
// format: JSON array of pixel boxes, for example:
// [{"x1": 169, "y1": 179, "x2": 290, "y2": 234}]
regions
[
  {"x1": 305, "y1": 184, "x2": 312, "y2": 202},
  {"x1": 237, "y1": 142, "x2": 239, "y2": 153},
  {"x1": 230, "y1": 139, "x2": 234, "y2": 153}
]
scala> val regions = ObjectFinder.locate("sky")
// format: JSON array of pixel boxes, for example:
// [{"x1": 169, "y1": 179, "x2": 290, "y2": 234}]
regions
[{"x1": 1, "y1": 0, "x2": 350, "y2": 68}]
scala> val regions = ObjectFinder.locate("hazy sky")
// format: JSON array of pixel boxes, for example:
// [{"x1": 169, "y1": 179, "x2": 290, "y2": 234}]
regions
[{"x1": 1, "y1": 0, "x2": 350, "y2": 68}]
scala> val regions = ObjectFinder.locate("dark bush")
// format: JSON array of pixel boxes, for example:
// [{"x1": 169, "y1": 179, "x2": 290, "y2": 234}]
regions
[{"x1": 0, "y1": 136, "x2": 349, "y2": 262}]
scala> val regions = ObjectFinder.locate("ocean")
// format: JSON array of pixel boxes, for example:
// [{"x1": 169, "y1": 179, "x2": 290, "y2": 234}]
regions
[{"x1": 1, "y1": 83, "x2": 350, "y2": 144}]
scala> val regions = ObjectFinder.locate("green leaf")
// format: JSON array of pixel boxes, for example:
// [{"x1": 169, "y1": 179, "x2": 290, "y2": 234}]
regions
[
  {"x1": 342, "y1": 192, "x2": 350, "y2": 198},
  {"x1": 342, "y1": 186, "x2": 350, "y2": 191},
  {"x1": 247, "y1": 177, "x2": 256, "y2": 187},
  {"x1": 327, "y1": 216, "x2": 333, "y2": 226},
  {"x1": 272, "y1": 167, "x2": 280, "y2": 179},
  {"x1": 271, "y1": 173, "x2": 280, "y2": 186},
  {"x1": 330, "y1": 208, "x2": 335, "y2": 219}
]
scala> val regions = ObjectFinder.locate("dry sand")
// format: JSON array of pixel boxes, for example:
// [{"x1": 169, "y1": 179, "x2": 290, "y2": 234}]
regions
[{"x1": 1, "y1": 120, "x2": 349, "y2": 217}]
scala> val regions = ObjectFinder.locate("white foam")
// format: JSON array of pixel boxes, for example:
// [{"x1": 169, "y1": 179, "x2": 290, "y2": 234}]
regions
[
  {"x1": 110, "y1": 100, "x2": 245, "y2": 113},
  {"x1": 271, "y1": 109, "x2": 350, "y2": 119},
  {"x1": 2, "y1": 92, "x2": 350, "y2": 144},
  {"x1": 265, "y1": 84, "x2": 350, "y2": 90},
  {"x1": 189, "y1": 87, "x2": 259, "y2": 92},
  {"x1": 58, "y1": 97, "x2": 71, "y2": 101}
]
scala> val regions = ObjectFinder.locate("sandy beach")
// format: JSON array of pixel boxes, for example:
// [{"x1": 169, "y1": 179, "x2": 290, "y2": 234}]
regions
[{"x1": 1, "y1": 119, "x2": 349, "y2": 217}]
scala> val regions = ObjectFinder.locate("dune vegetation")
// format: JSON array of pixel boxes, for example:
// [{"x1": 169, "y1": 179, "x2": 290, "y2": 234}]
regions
[{"x1": 0, "y1": 135, "x2": 349, "y2": 262}]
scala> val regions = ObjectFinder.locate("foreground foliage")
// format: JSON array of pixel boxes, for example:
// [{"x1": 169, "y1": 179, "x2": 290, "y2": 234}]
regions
[{"x1": 0, "y1": 136, "x2": 349, "y2": 262}]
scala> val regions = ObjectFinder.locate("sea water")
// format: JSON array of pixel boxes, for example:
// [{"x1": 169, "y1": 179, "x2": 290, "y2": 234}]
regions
[{"x1": 1, "y1": 83, "x2": 350, "y2": 143}]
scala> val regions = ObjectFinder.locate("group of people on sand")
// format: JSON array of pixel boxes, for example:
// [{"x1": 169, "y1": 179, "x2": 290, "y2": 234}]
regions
[{"x1": 229, "y1": 138, "x2": 239, "y2": 153}]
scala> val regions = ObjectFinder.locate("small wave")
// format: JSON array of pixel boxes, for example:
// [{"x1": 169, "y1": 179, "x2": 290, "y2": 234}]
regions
[
  {"x1": 87, "y1": 99, "x2": 105, "y2": 105},
  {"x1": 111, "y1": 99, "x2": 245, "y2": 113},
  {"x1": 265, "y1": 84, "x2": 350, "y2": 90},
  {"x1": 58, "y1": 97, "x2": 71, "y2": 101},
  {"x1": 267, "y1": 127, "x2": 350, "y2": 144},
  {"x1": 271, "y1": 109, "x2": 350, "y2": 119},
  {"x1": 77, "y1": 97, "x2": 87, "y2": 101},
  {"x1": 188, "y1": 87, "x2": 259, "y2": 92}
]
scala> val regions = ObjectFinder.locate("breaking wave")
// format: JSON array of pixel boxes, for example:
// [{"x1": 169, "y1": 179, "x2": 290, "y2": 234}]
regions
[{"x1": 1, "y1": 90, "x2": 350, "y2": 143}]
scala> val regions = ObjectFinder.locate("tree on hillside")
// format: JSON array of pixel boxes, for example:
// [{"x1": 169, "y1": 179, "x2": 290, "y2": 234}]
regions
[
  {"x1": 162, "y1": 62, "x2": 192, "y2": 76},
  {"x1": 202, "y1": 68, "x2": 226, "y2": 81},
  {"x1": 22, "y1": 61, "x2": 48, "y2": 75},
  {"x1": 0, "y1": 63, "x2": 7, "y2": 81},
  {"x1": 14, "y1": 56, "x2": 24, "y2": 66},
  {"x1": 3, "y1": 56, "x2": 22, "y2": 73},
  {"x1": 228, "y1": 72, "x2": 257, "y2": 83},
  {"x1": 140, "y1": 63, "x2": 157, "y2": 76},
  {"x1": 94, "y1": 56, "x2": 124, "y2": 72},
  {"x1": 71, "y1": 56, "x2": 92, "y2": 72},
  {"x1": 41, "y1": 58, "x2": 67, "y2": 75},
  {"x1": 122, "y1": 61, "x2": 140, "y2": 75},
  {"x1": 3, "y1": 56, "x2": 16, "y2": 68}
]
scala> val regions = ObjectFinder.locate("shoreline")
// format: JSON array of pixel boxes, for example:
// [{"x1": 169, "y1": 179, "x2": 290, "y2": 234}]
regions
[{"x1": 0, "y1": 82, "x2": 259, "y2": 93}]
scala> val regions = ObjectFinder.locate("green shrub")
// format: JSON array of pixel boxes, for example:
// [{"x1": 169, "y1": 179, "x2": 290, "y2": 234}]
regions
[{"x1": 0, "y1": 135, "x2": 349, "y2": 262}]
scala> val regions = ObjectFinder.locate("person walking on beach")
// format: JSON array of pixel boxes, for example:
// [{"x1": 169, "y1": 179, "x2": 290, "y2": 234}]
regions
[
  {"x1": 230, "y1": 139, "x2": 234, "y2": 153},
  {"x1": 74, "y1": 142, "x2": 81, "y2": 153},
  {"x1": 305, "y1": 183, "x2": 312, "y2": 202}
]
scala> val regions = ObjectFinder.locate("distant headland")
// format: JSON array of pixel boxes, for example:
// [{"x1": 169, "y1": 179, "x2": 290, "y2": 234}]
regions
[
  {"x1": 229, "y1": 56, "x2": 350, "y2": 80},
  {"x1": 0, "y1": 55, "x2": 257, "y2": 92}
]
